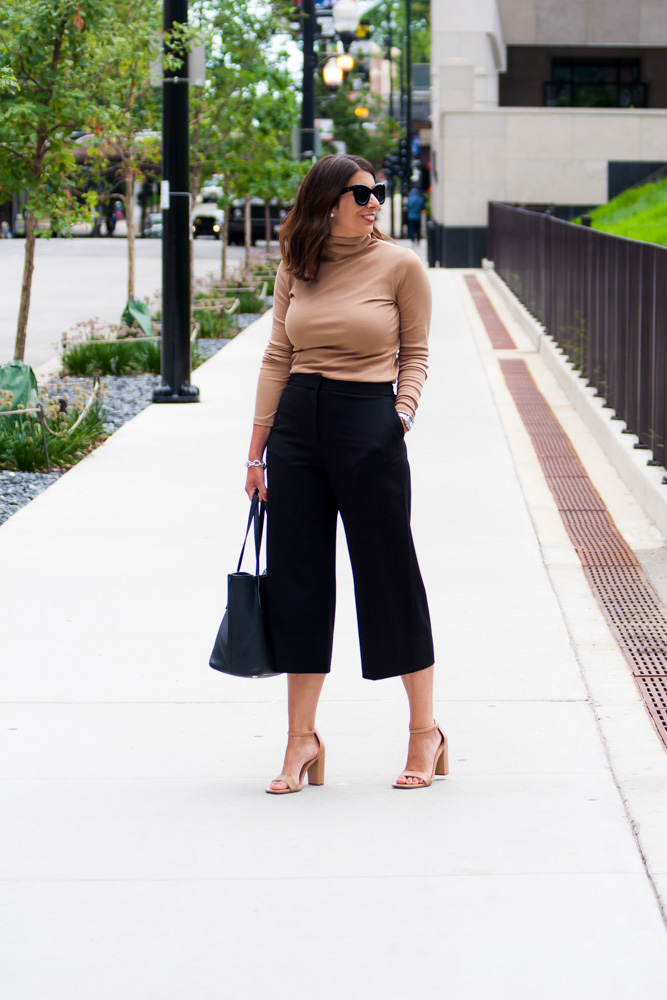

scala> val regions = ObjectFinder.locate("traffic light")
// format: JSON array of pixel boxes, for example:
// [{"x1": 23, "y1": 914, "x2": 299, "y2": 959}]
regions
[
  {"x1": 383, "y1": 151, "x2": 401, "y2": 177},
  {"x1": 399, "y1": 138, "x2": 410, "y2": 176}
]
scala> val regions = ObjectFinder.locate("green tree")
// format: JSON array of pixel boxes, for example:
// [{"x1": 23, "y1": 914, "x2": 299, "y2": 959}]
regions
[
  {"x1": 0, "y1": 0, "x2": 115, "y2": 360},
  {"x1": 189, "y1": 0, "x2": 300, "y2": 276},
  {"x1": 86, "y1": 0, "x2": 162, "y2": 302},
  {"x1": 317, "y1": 77, "x2": 398, "y2": 167},
  {"x1": 365, "y1": 0, "x2": 430, "y2": 64},
  {"x1": 226, "y1": 66, "x2": 303, "y2": 269}
]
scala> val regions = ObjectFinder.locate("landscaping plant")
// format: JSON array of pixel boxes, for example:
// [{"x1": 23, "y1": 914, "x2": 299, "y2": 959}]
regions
[{"x1": 0, "y1": 386, "x2": 106, "y2": 472}]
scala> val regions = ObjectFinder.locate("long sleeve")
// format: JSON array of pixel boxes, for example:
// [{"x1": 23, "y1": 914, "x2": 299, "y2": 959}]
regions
[
  {"x1": 251, "y1": 237, "x2": 432, "y2": 427},
  {"x1": 394, "y1": 253, "x2": 432, "y2": 418},
  {"x1": 253, "y1": 264, "x2": 294, "y2": 427}
]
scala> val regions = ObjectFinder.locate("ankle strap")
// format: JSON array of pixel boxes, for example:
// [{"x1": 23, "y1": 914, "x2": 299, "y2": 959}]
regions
[
  {"x1": 409, "y1": 721, "x2": 438, "y2": 735},
  {"x1": 288, "y1": 729, "x2": 315, "y2": 737}
]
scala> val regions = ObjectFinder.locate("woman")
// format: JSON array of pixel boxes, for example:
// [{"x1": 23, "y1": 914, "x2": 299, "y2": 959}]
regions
[{"x1": 245, "y1": 154, "x2": 447, "y2": 794}]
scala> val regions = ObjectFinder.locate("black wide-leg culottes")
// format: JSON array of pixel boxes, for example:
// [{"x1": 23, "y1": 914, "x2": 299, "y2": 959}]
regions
[{"x1": 265, "y1": 373, "x2": 434, "y2": 681}]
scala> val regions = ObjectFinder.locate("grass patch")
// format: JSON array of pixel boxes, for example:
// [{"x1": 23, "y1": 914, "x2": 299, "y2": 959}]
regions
[{"x1": 579, "y1": 177, "x2": 667, "y2": 246}]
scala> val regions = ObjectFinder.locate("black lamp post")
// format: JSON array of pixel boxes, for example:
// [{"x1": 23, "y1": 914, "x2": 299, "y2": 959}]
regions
[
  {"x1": 404, "y1": 0, "x2": 412, "y2": 197},
  {"x1": 300, "y1": 0, "x2": 317, "y2": 159},
  {"x1": 300, "y1": 0, "x2": 360, "y2": 160},
  {"x1": 154, "y1": 0, "x2": 199, "y2": 403}
]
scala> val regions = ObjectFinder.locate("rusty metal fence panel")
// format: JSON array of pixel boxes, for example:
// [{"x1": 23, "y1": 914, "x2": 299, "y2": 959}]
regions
[{"x1": 488, "y1": 202, "x2": 667, "y2": 467}]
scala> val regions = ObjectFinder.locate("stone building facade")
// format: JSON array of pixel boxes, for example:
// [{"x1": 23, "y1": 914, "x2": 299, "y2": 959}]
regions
[{"x1": 429, "y1": 0, "x2": 667, "y2": 265}]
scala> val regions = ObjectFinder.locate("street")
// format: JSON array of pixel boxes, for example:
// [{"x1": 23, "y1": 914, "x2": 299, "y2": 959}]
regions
[{"x1": 0, "y1": 236, "x2": 255, "y2": 368}]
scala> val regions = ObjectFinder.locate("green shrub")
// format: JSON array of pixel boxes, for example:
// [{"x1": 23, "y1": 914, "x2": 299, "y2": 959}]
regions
[
  {"x1": 62, "y1": 339, "x2": 176, "y2": 376},
  {"x1": 0, "y1": 402, "x2": 106, "y2": 472},
  {"x1": 62, "y1": 340, "x2": 158, "y2": 376}
]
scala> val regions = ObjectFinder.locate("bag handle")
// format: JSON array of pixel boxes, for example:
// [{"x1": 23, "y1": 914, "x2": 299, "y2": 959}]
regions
[{"x1": 237, "y1": 491, "x2": 267, "y2": 574}]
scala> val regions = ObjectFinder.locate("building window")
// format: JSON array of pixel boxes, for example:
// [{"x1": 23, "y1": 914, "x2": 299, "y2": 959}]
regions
[{"x1": 544, "y1": 58, "x2": 647, "y2": 108}]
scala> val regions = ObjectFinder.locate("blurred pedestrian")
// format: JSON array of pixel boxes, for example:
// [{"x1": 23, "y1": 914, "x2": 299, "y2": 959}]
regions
[
  {"x1": 0, "y1": 220, "x2": 13, "y2": 239},
  {"x1": 407, "y1": 186, "x2": 425, "y2": 244},
  {"x1": 244, "y1": 154, "x2": 447, "y2": 794}
]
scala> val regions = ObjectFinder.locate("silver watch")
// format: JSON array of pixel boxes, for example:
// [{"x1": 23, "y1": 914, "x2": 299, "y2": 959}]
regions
[{"x1": 397, "y1": 411, "x2": 414, "y2": 432}]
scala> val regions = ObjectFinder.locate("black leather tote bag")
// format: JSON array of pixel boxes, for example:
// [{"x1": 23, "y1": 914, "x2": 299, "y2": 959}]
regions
[{"x1": 209, "y1": 492, "x2": 280, "y2": 678}]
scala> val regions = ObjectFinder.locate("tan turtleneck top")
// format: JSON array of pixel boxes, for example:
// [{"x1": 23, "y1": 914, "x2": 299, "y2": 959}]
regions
[{"x1": 253, "y1": 234, "x2": 432, "y2": 427}]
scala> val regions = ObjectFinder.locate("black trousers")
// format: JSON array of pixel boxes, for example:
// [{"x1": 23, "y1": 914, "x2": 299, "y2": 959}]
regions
[{"x1": 265, "y1": 373, "x2": 434, "y2": 681}]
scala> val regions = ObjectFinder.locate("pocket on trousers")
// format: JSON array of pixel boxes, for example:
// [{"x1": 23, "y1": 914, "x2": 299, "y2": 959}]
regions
[{"x1": 390, "y1": 406, "x2": 405, "y2": 439}]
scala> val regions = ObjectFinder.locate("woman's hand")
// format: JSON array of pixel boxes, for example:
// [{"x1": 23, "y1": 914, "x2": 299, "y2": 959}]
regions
[
  {"x1": 245, "y1": 424, "x2": 272, "y2": 502},
  {"x1": 246, "y1": 465, "x2": 268, "y2": 502}
]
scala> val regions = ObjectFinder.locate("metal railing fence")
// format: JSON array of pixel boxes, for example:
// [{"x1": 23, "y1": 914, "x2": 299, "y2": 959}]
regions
[{"x1": 488, "y1": 202, "x2": 667, "y2": 466}]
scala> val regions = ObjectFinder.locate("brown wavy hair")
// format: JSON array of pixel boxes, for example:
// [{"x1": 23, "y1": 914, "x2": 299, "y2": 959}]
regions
[{"x1": 279, "y1": 154, "x2": 389, "y2": 281}]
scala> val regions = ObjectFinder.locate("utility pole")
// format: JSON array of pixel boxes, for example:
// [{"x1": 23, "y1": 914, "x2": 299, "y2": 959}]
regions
[
  {"x1": 301, "y1": 0, "x2": 317, "y2": 159},
  {"x1": 404, "y1": 0, "x2": 412, "y2": 211},
  {"x1": 385, "y1": 18, "x2": 395, "y2": 239},
  {"x1": 154, "y1": 0, "x2": 199, "y2": 404}
]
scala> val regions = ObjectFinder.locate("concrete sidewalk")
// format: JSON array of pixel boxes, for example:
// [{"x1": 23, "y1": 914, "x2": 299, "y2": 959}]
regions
[{"x1": 2, "y1": 268, "x2": 667, "y2": 998}]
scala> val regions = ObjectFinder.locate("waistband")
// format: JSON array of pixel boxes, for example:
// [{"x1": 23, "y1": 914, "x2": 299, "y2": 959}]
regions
[{"x1": 287, "y1": 373, "x2": 394, "y2": 396}]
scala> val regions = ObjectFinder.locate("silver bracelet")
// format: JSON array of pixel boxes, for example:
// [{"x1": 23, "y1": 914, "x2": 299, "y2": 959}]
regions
[
  {"x1": 245, "y1": 459, "x2": 266, "y2": 469},
  {"x1": 397, "y1": 411, "x2": 414, "y2": 432}
]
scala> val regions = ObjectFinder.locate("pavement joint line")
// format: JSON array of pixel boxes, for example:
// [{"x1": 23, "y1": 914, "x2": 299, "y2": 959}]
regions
[
  {"x1": 0, "y1": 697, "x2": 591, "y2": 704},
  {"x1": 0, "y1": 871, "x2": 649, "y2": 883},
  {"x1": 460, "y1": 270, "x2": 667, "y2": 930}
]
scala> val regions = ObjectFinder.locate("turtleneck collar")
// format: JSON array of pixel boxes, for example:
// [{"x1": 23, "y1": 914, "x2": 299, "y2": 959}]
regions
[{"x1": 321, "y1": 233, "x2": 373, "y2": 262}]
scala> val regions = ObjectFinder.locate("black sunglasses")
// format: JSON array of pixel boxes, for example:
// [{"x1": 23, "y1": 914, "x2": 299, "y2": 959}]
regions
[{"x1": 340, "y1": 183, "x2": 386, "y2": 206}]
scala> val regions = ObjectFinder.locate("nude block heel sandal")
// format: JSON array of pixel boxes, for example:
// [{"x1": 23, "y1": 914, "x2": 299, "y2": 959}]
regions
[
  {"x1": 265, "y1": 729, "x2": 325, "y2": 794},
  {"x1": 392, "y1": 721, "x2": 448, "y2": 789}
]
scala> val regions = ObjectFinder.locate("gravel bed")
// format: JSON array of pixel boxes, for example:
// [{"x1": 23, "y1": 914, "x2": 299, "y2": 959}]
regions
[
  {"x1": 0, "y1": 333, "x2": 238, "y2": 526},
  {"x1": 235, "y1": 313, "x2": 263, "y2": 330},
  {"x1": 0, "y1": 470, "x2": 64, "y2": 524}
]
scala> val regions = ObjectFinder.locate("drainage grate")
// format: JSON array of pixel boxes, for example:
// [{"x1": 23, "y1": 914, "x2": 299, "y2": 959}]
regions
[
  {"x1": 500, "y1": 356, "x2": 667, "y2": 749},
  {"x1": 636, "y1": 677, "x2": 667, "y2": 735},
  {"x1": 464, "y1": 276, "x2": 517, "y2": 349}
]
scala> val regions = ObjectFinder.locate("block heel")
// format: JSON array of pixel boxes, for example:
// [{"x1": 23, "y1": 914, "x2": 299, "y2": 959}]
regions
[
  {"x1": 266, "y1": 729, "x2": 325, "y2": 794},
  {"x1": 393, "y1": 721, "x2": 448, "y2": 788}
]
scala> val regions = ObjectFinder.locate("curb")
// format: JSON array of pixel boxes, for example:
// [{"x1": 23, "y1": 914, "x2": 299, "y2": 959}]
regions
[
  {"x1": 33, "y1": 355, "x2": 62, "y2": 384},
  {"x1": 483, "y1": 263, "x2": 667, "y2": 541}
]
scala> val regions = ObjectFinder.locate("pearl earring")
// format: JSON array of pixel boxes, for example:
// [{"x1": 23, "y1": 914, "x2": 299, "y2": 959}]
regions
[{"x1": 330, "y1": 212, "x2": 334, "y2": 217}]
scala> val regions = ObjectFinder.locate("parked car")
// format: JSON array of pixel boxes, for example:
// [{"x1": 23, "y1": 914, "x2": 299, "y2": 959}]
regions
[
  {"x1": 192, "y1": 206, "x2": 224, "y2": 239},
  {"x1": 227, "y1": 198, "x2": 288, "y2": 246},
  {"x1": 143, "y1": 212, "x2": 163, "y2": 238},
  {"x1": 200, "y1": 184, "x2": 223, "y2": 203}
]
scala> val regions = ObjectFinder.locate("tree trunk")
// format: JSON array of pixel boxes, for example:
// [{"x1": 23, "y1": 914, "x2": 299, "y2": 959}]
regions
[
  {"x1": 221, "y1": 210, "x2": 229, "y2": 283},
  {"x1": 244, "y1": 195, "x2": 251, "y2": 271},
  {"x1": 14, "y1": 213, "x2": 37, "y2": 361},
  {"x1": 12, "y1": 23, "x2": 66, "y2": 360},
  {"x1": 125, "y1": 172, "x2": 135, "y2": 300},
  {"x1": 191, "y1": 161, "x2": 201, "y2": 208},
  {"x1": 139, "y1": 181, "x2": 148, "y2": 238},
  {"x1": 265, "y1": 201, "x2": 271, "y2": 249}
]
